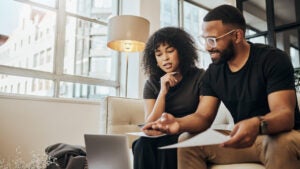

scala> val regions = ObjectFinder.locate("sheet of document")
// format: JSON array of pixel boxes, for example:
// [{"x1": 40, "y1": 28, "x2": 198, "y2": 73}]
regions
[
  {"x1": 211, "y1": 123, "x2": 234, "y2": 131},
  {"x1": 159, "y1": 128, "x2": 230, "y2": 149},
  {"x1": 127, "y1": 132, "x2": 167, "y2": 138}
]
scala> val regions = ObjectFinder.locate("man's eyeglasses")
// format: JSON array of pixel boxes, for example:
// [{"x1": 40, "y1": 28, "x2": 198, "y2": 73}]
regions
[{"x1": 198, "y1": 29, "x2": 237, "y2": 48}]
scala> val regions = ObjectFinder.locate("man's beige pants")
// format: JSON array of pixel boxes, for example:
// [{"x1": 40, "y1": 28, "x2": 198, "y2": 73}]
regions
[{"x1": 178, "y1": 130, "x2": 300, "y2": 169}]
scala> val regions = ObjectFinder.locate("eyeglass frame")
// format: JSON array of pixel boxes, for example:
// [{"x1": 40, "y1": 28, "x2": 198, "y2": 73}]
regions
[{"x1": 199, "y1": 29, "x2": 237, "y2": 48}]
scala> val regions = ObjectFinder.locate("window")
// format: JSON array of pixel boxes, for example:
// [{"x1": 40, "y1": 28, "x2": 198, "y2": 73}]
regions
[
  {"x1": 160, "y1": 0, "x2": 212, "y2": 69},
  {"x1": 0, "y1": 0, "x2": 119, "y2": 99},
  {"x1": 274, "y1": 0, "x2": 297, "y2": 26},
  {"x1": 0, "y1": 74, "x2": 53, "y2": 96},
  {"x1": 240, "y1": 0, "x2": 300, "y2": 69},
  {"x1": 243, "y1": 0, "x2": 267, "y2": 32},
  {"x1": 160, "y1": 0, "x2": 179, "y2": 27},
  {"x1": 291, "y1": 46, "x2": 300, "y2": 68},
  {"x1": 182, "y1": 1, "x2": 210, "y2": 69},
  {"x1": 59, "y1": 81, "x2": 116, "y2": 99}
]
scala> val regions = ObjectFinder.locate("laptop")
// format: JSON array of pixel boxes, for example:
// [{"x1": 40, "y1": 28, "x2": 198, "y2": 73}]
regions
[{"x1": 84, "y1": 134, "x2": 131, "y2": 169}]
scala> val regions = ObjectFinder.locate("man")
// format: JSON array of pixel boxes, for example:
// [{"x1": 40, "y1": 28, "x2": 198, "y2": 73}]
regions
[{"x1": 143, "y1": 4, "x2": 300, "y2": 169}]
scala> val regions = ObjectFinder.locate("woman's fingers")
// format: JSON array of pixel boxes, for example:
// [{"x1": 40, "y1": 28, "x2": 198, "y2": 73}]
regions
[{"x1": 161, "y1": 72, "x2": 179, "y2": 87}]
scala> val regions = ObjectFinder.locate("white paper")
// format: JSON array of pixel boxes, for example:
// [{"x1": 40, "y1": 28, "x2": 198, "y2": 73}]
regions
[
  {"x1": 211, "y1": 123, "x2": 234, "y2": 131},
  {"x1": 127, "y1": 132, "x2": 167, "y2": 138},
  {"x1": 159, "y1": 128, "x2": 230, "y2": 149}
]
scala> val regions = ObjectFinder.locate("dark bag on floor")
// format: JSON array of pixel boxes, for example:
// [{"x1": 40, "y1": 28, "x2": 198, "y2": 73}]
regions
[{"x1": 45, "y1": 143, "x2": 87, "y2": 169}]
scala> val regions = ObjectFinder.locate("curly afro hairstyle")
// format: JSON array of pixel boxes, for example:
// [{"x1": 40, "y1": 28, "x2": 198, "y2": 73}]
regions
[{"x1": 142, "y1": 27, "x2": 199, "y2": 79}]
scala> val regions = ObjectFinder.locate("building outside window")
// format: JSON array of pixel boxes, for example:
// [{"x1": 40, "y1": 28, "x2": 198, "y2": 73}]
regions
[{"x1": 0, "y1": 0, "x2": 119, "y2": 99}]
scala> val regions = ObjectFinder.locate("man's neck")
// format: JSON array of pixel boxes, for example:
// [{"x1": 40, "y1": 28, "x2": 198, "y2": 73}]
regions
[{"x1": 227, "y1": 41, "x2": 250, "y2": 72}]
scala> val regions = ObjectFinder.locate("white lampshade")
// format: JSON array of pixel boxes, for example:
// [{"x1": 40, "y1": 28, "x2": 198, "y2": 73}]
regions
[{"x1": 107, "y1": 15, "x2": 150, "y2": 52}]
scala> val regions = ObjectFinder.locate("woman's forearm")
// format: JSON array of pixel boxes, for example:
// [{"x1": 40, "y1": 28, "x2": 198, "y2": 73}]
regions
[{"x1": 146, "y1": 92, "x2": 167, "y2": 122}]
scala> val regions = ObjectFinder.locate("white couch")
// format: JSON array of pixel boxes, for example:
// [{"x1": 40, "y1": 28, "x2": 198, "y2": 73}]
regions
[{"x1": 100, "y1": 96, "x2": 265, "y2": 169}]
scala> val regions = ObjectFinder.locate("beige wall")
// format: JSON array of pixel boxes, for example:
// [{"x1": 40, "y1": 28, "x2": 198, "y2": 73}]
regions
[{"x1": 0, "y1": 94, "x2": 102, "y2": 162}]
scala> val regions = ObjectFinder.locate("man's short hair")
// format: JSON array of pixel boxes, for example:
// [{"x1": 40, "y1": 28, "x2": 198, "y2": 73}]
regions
[{"x1": 204, "y1": 5, "x2": 246, "y2": 32}]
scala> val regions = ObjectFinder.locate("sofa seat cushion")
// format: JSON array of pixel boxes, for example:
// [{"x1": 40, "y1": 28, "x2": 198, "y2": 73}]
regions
[{"x1": 209, "y1": 163, "x2": 265, "y2": 169}]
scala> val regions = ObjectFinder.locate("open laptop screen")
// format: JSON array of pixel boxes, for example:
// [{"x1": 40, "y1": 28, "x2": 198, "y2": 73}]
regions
[{"x1": 84, "y1": 134, "x2": 131, "y2": 169}]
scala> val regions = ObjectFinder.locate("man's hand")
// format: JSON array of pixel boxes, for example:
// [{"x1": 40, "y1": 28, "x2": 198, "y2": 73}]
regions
[
  {"x1": 221, "y1": 117, "x2": 260, "y2": 148},
  {"x1": 142, "y1": 113, "x2": 180, "y2": 135}
]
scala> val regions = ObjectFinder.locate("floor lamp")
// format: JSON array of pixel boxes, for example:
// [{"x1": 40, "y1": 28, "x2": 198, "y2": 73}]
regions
[{"x1": 107, "y1": 15, "x2": 150, "y2": 97}]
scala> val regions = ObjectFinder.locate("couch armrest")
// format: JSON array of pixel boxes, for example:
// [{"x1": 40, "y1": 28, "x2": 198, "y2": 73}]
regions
[{"x1": 102, "y1": 96, "x2": 145, "y2": 147}]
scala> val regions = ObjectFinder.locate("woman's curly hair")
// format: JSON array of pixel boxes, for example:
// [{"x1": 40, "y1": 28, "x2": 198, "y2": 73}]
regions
[{"x1": 142, "y1": 27, "x2": 199, "y2": 79}]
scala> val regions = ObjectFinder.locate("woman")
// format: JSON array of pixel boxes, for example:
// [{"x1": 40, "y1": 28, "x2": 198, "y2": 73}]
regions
[{"x1": 132, "y1": 27, "x2": 205, "y2": 169}]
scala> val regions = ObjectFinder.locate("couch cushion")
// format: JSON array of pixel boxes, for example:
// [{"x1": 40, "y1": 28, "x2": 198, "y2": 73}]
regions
[
  {"x1": 209, "y1": 163, "x2": 265, "y2": 169},
  {"x1": 104, "y1": 96, "x2": 145, "y2": 147}
]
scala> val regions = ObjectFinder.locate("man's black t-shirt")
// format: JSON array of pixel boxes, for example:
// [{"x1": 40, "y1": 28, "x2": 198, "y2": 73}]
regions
[
  {"x1": 201, "y1": 43, "x2": 300, "y2": 129},
  {"x1": 144, "y1": 67, "x2": 205, "y2": 118}
]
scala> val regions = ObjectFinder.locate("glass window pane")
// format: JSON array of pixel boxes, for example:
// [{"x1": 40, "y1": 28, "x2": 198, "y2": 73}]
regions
[
  {"x1": 160, "y1": 0, "x2": 178, "y2": 27},
  {"x1": 198, "y1": 51, "x2": 211, "y2": 70},
  {"x1": 274, "y1": 0, "x2": 297, "y2": 26},
  {"x1": 247, "y1": 36, "x2": 267, "y2": 44},
  {"x1": 183, "y1": 2, "x2": 208, "y2": 39},
  {"x1": 182, "y1": 2, "x2": 209, "y2": 69},
  {"x1": 0, "y1": 74, "x2": 54, "y2": 96},
  {"x1": 246, "y1": 27, "x2": 263, "y2": 38},
  {"x1": 276, "y1": 28, "x2": 300, "y2": 68},
  {"x1": 246, "y1": 28, "x2": 258, "y2": 36},
  {"x1": 66, "y1": 0, "x2": 118, "y2": 22},
  {"x1": 64, "y1": 16, "x2": 117, "y2": 80},
  {"x1": 295, "y1": 67, "x2": 300, "y2": 92},
  {"x1": 59, "y1": 81, "x2": 116, "y2": 99},
  {"x1": 30, "y1": 0, "x2": 56, "y2": 7},
  {"x1": 291, "y1": 47, "x2": 300, "y2": 68},
  {"x1": 243, "y1": 0, "x2": 267, "y2": 31},
  {"x1": 0, "y1": 1, "x2": 55, "y2": 72}
]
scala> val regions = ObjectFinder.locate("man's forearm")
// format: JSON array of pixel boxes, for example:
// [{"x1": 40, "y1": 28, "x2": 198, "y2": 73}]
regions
[{"x1": 177, "y1": 113, "x2": 212, "y2": 134}]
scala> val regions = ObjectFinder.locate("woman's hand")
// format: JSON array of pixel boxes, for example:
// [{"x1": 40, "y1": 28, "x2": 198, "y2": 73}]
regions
[
  {"x1": 160, "y1": 72, "x2": 179, "y2": 94},
  {"x1": 142, "y1": 121, "x2": 165, "y2": 136}
]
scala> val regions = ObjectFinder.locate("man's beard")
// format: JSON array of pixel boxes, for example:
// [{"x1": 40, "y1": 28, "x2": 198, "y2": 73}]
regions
[{"x1": 211, "y1": 42, "x2": 235, "y2": 64}]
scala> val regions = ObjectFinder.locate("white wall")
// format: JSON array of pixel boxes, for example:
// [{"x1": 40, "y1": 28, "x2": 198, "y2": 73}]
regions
[{"x1": 0, "y1": 94, "x2": 102, "y2": 162}]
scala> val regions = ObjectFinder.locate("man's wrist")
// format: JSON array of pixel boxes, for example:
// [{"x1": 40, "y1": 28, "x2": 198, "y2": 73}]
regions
[{"x1": 257, "y1": 116, "x2": 268, "y2": 135}]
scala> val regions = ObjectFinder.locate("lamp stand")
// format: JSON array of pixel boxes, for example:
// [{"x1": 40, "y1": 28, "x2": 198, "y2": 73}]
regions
[{"x1": 125, "y1": 52, "x2": 128, "y2": 97}]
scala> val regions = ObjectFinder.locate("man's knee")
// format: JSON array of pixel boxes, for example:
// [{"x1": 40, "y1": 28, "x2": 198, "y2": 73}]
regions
[
  {"x1": 262, "y1": 130, "x2": 300, "y2": 162},
  {"x1": 261, "y1": 130, "x2": 300, "y2": 169},
  {"x1": 264, "y1": 130, "x2": 299, "y2": 150}
]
